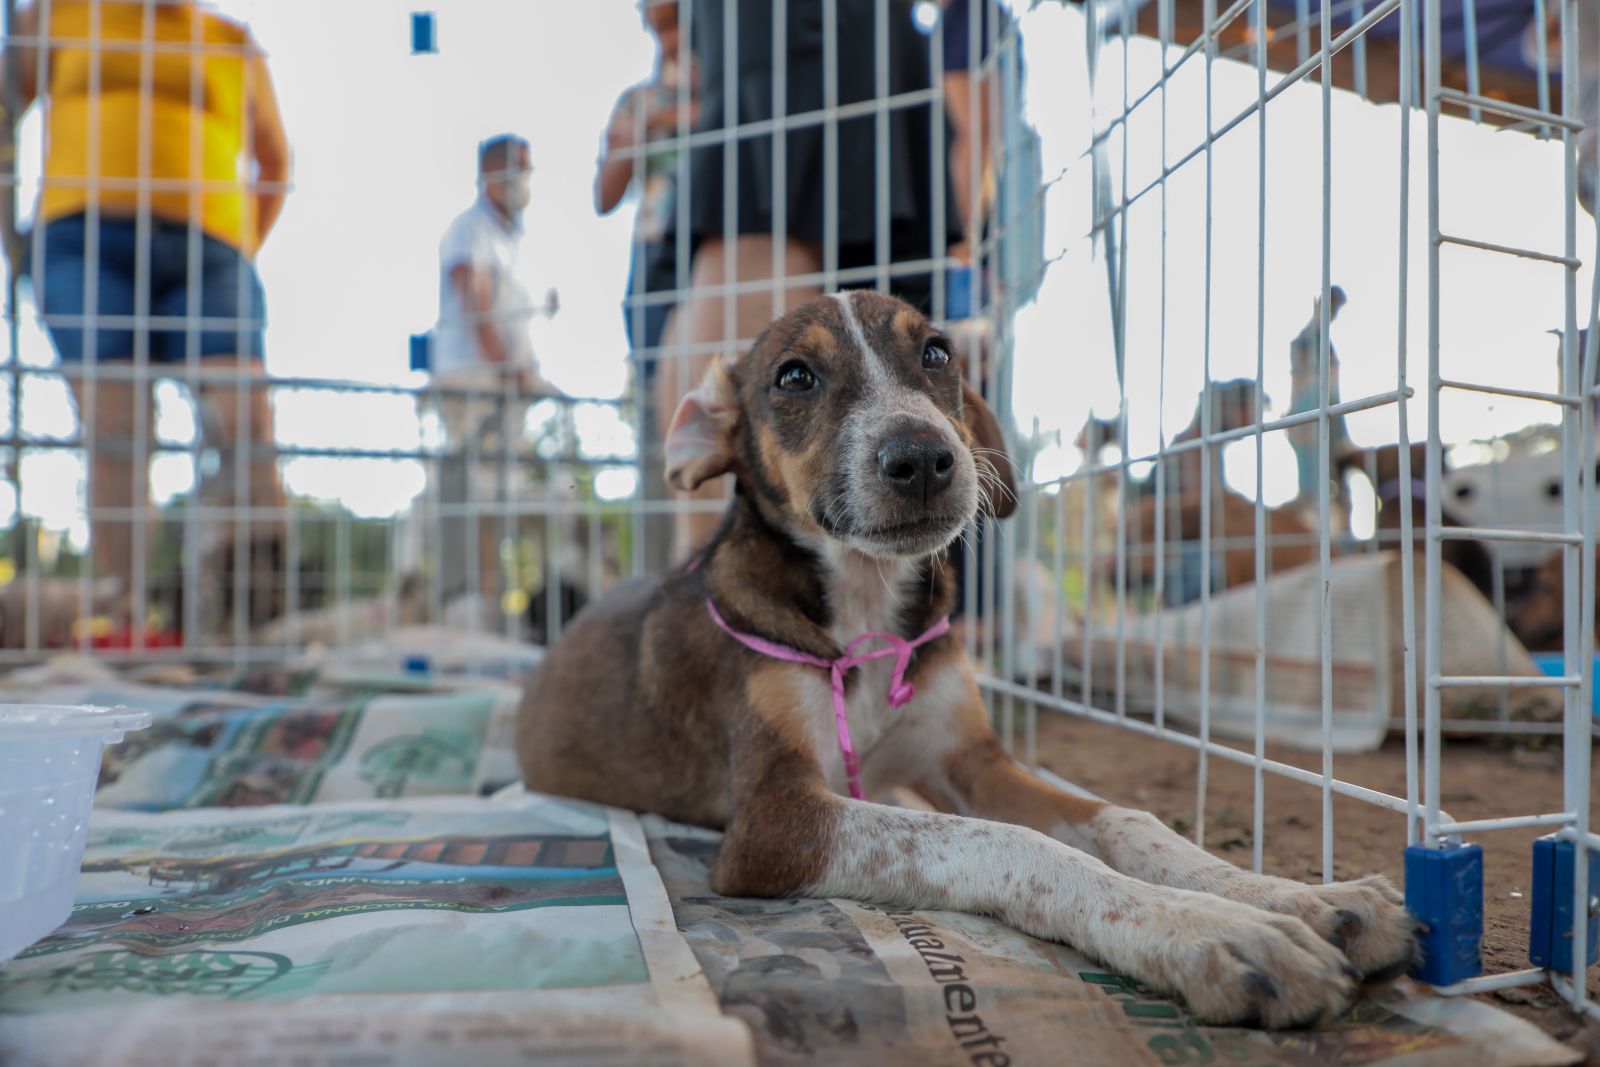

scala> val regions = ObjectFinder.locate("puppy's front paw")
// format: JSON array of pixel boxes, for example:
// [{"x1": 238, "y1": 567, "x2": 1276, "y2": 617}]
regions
[
  {"x1": 1223, "y1": 873, "x2": 1418, "y2": 980},
  {"x1": 1152, "y1": 896, "x2": 1357, "y2": 1028}
]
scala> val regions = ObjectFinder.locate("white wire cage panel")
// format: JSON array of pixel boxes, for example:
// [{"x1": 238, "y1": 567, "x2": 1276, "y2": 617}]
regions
[{"x1": 972, "y1": 0, "x2": 1600, "y2": 1018}]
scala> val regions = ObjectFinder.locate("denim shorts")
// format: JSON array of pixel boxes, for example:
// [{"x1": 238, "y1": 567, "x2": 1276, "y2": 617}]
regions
[{"x1": 37, "y1": 213, "x2": 266, "y2": 363}]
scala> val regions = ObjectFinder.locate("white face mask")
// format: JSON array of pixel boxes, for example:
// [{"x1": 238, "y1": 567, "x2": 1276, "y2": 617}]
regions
[{"x1": 503, "y1": 176, "x2": 532, "y2": 213}]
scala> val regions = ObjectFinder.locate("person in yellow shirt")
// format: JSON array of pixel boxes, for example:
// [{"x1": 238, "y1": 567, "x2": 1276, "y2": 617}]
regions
[{"x1": 0, "y1": 0, "x2": 289, "y2": 635}]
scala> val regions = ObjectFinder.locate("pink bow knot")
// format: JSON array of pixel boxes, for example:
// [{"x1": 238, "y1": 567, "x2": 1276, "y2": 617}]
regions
[{"x1": 707, "y1": 598, "x2": 950, "y2": 801}]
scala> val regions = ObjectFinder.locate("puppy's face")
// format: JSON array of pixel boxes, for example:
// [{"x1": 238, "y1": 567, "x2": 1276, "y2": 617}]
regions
[{"x1": 666, "y1": 291, "x2": 1016, "y2": 560}]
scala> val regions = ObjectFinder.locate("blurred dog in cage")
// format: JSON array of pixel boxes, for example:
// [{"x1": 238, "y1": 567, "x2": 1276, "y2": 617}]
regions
[
  {"x1": 1096, "y1": 380, "x2": 1322, "y2": 602},
  {"x1": 1113, "y1": 438, "x2": 1499, "y2": 610},
  {"x1": 1436, "y1": 328, "x2": 1600, "y2": 654},
  {"x1": 1121, "y1": 493, "x2": 1321, "y2": 597},
  {"x1": 518, "y1": 291, "x2": 1416, "y2": 1028},
  {"x1": 1508, "y1": 544, "x2": 1597, "y2": 655},
  {"x1": 1455, "y1": 433, "x2": 1600, "y2": 655},
  {"x1": 1335, "y1": 442, "x2": 1495, "y2": 602},
  {"x1": 1110, "y1": 292, "x2": 1351, "y2": 602}
]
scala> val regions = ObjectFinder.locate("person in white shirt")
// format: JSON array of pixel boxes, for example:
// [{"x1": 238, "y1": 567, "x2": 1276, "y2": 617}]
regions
[
  {"x1": 433, "y1": 133, "x2": 558, "y2": 604},
  {"x1": 436, "y1": 133, "x2": 557, "y2": 391}
]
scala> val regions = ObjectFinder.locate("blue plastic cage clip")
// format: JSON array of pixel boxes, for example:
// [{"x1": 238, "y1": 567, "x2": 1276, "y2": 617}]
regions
[
  {"x1": 1530, "y1": 835, "x2": 1600, "y2": 973},
  {"x1": 411, "y1": 12, "x2": 437, "y2": 54},
  {"x1": 1405, "y1": 841, "x2": 1483, "y2": 986},
  {"x1": 409, "y1": 333, "x2": 431, "y2": 373}
]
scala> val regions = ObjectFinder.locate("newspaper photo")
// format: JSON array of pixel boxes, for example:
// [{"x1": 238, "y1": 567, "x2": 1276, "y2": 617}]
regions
[
  {"x1": 36, "y1": 680, "x2": 525, "y2": 811},
  {"x1": 0, "y1": 795, "x2": 755, "y2": 1067}
]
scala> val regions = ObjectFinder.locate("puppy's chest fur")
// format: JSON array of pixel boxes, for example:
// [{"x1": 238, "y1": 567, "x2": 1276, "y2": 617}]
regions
[{"x1": 801, "y1": 549, "x2": 927, "y2": 792}]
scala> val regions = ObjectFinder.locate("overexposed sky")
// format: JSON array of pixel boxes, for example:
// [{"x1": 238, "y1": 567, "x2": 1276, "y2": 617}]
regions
[
  {"x1": 1013, "y1": 2, "x2": 1594, "y2": 504},
  {"x1": 0, "y1": 0, "x2": 1591, "y2": 539}
]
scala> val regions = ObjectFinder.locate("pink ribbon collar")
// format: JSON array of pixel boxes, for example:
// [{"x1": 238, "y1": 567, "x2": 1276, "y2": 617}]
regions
[{"x1": 707, "y1": 598, "x2": 950, "y2": 800}]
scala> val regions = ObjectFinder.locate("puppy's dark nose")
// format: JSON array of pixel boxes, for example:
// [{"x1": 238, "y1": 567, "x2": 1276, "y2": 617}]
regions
[{"x1": 877, "y1": 434, "x2": 956, "y2": 504}]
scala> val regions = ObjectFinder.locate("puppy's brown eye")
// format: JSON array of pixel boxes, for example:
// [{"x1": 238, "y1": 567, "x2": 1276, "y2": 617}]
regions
[
  {"x1": 922, "y1": 343, "x2": 951, "y2": 370},
  {"x1": 775, "y1": 361, "x2": 817, "y2": 392}
]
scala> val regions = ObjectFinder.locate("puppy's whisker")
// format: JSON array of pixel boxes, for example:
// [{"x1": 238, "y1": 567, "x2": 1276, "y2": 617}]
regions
[{"x1": 974, "y1": 464, "x2": 1017, "y2": 505}]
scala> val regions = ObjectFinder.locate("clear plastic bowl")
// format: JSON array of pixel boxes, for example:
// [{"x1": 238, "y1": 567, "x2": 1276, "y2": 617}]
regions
[{"x1": 0, "y1": 704, "x2": 150, "y2": 964}]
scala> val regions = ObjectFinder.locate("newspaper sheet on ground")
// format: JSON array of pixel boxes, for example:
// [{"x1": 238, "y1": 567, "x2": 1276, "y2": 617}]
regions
[
  {"x1": 644, "y1": 816, "x2": 1577, "y2": 1067},
  {"x1": 33, "y1": 678, "x2": 526, "y2": 810},
  {"x1": 0, "y1": 795, "x2": 756, "y2": 1067},
  {"x1": 1064, "y1": 552, "x2": 1563, "y2": 753}
]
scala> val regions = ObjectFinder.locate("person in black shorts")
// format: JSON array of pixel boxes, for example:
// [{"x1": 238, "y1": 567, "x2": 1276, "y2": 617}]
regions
[
  {"x1": 658, "y1": 0, "x2": 964, "y2": 561},
  {"x1": 1, "y1": 2, "x2": 290, "y2": 637}
]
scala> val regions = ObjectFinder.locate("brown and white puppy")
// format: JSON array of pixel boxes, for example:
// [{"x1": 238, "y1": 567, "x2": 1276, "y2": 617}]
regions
[{"x1": 516, "y1": 291, "x2": 1416, "y2": 1028}]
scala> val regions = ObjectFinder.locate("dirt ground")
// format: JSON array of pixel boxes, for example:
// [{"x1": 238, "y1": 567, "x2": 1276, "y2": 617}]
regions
[{"x1": 1031, "y1": 710, "x2": 1600, "y2": 1062}]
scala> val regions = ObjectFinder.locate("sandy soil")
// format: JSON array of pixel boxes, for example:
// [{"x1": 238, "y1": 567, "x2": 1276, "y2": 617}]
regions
[{"x1": 1031, "y1": 710, "x2": 1600, "y2": 1062}]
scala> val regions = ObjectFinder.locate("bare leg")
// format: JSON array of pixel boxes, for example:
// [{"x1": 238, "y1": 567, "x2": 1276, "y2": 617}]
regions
[
  {"x1": 202, "y1": 357, "x2": 283, "y2": 512},
  {"x1": 70, "y1": 374, "x2": 151, "y2": 610},
  {"x1": 200, "y1": 356, "x2": 285, "y2": 628},
  {"x1": 656, "y1": 236, "x2": 823, "y2": 562},
  {"x1": 476, "y1": 393, "x2": 517, "y2": 609}
]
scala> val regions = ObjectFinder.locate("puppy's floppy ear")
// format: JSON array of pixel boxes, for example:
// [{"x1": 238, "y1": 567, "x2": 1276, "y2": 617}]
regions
[
  {"x1": 961, "y1": 377, "x2": 1017, "y2": 519},
  {"x1": 665, "y1": 357, "x2": 740, "y2": 492}
]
